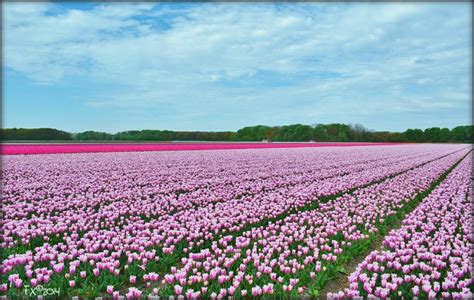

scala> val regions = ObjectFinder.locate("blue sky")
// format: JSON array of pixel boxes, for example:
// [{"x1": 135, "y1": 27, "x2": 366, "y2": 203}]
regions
[{"x1": 3, "y1": 2, "x2": 472, "y2": 133}]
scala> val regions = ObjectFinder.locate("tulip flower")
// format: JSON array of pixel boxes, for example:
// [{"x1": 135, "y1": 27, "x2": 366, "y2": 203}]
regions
[
  {"x1": 174, "y1": 285, "x2": 183, "y2": 295},
  {"x1": 107, "y1": 285, "x2": 114, "y2": 294}
]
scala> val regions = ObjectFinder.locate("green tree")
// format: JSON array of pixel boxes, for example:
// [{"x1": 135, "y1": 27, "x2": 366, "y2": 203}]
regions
[
  {"x1": 0, "y1": 128, "x2": 72, "y2": 140},
  {"x1": 313, "y1": 124, "x2": 329, "y2": 141},
  {"x1": 324, "y1": 123, "x2": 351, "y2": 141},
  {"x1": 424, "y1": 127, "x2": 442, "y2": 143},
  {"x1": 75, "y1": 131, "x2": 113, "y2": 140},
  {"x1": 439, "y1": 128, "x2": 451, "y2": 143},
  {"x1": 235, "y1": 125, "x2": 273, "y2": 141},
  {"x1": 349, "y1": 123, "x2": 371, "y2": 142},
  {"x1": 404, "y1": 129, "x2": 425, "y2": 142},
  {"x1": 451, "y1": 125, "x2": 473, "y2": 143}
]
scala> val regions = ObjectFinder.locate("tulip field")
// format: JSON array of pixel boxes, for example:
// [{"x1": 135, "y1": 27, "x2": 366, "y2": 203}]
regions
[
  {"x1": 0, "y1": 143, "x2": 472, "y2": 298},
  {"x1": 0, "y1": 142, "x2": 395, "y2": 155}
]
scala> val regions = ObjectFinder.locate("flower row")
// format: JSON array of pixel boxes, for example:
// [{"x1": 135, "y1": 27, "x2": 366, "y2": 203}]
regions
[
  {"x1": 329, "y1": 151, "x2": 472, "y2": 299},
  {"x1": 153, "y1": 147, "x2": 469, "y2": 298}
]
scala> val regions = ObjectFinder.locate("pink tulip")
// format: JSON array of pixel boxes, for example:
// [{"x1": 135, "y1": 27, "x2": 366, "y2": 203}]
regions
[
  {"x1": 412, "y1": 286, "x2": 419, "y2": 296},
  {"x1": 14, "y1": 278, "x2": 23, "y2": 288},
  {"x1": 174, "y1": 285, "x2": 183, "y2": 295},
  {"x1": 107, "y1": 285, "x2": 114, "y2": 294}
]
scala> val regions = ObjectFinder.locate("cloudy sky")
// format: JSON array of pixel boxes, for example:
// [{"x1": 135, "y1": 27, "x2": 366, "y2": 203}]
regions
[{"x1": 3, "y1": 2, "x2": 472, "y2": 133}]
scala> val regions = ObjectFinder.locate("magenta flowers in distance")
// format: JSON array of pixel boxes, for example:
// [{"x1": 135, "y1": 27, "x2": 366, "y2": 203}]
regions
[{"x1": 1, "y1": 142, "x2": 397, "y2": 155}]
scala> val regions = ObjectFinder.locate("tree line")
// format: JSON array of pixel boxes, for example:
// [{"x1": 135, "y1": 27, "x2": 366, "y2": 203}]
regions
[{"x1": 0, "y1": 124, "x2": 472, "y2": 143}]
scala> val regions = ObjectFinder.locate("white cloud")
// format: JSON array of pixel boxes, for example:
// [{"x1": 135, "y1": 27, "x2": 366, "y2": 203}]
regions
[{"x1": 3, "y1": 2, "x2": 471, "y2": 131}]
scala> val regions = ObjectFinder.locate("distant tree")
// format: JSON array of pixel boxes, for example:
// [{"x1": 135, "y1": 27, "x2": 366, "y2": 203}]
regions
[
  {"x1": 439, "y1": 128, "x2": 451, "y2": 143},
  {"x1": 372, "y1": 131, "x2": 390, "y2": 142},
  {"x1": 75, "y1": 131, "x2": 113, "y2": 140},
  {"x1": 404, "y1": 129, "x2": 425, "y2": 142},
  {"x1": 324, "y1": 123, "x2": 351, "y2": 141},
  {"x1": 1, "y1": 124, "x2": 471, "y2": 143},
  {"x1": 451, "y1": 125, "x2": 473, "y2": 143},
  {"x1": 235, "y1": 125, "x2": 273, "y2": 141},
  {"x1": 274, "y1": 124, "x2": 314, "y2": 141},
  {"x1": 388, "y1": 132, "x2": 405, "y2": 142},
  {"x1": 113, "y1": 130, "x2": 141, "y2": 140},
  {"x1": 424, "y1": 127, "x2": 442, "y2": 143},
  {"x1": 313, "y1": 124, "x2": 329, "y2": 141},
  {"x1": 0, "y1": 128, "x2": 72, "y2": 140},
  {"x1": 349, "y1": 123, "x2": 370, "y2": 142}
]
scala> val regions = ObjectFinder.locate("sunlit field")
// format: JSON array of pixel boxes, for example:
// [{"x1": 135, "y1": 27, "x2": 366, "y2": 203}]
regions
[{"x1": 1, "y1": 144, "x2": 472, "y2": 298}]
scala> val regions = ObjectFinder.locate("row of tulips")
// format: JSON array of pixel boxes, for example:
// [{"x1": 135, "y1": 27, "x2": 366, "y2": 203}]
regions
[
  {"x1": 148, "y1": 147, "x2": 470, "y2": 298},
  {"x1": 2, "y1": 146, "x2": 452, "y2": 240},
  {"x1": 2, "y1": 146, "x2": 459, "y2": 252},
  {"x1": 1, "y1": 142, "x2": 395, "y2": 155},
  {"x1": 1, "y1": 146, "x2": 433, "y2": 228},
  {"x1": 0, "y1": 145, "x2": 469, "y2": 297},
  {"x1": 329, "y1": 152, "x2": 472, "y2": 299}
]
